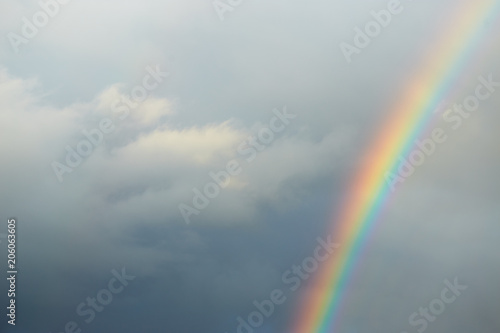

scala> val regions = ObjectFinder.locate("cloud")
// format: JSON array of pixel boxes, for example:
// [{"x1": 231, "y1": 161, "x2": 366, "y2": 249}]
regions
[{"x1": 0, "y1": 1, "x2": 499, "y2": 332}]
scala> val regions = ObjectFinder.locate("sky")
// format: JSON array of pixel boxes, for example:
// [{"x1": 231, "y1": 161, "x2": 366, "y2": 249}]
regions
[{"x1": 0, "y1": 0, "x2": 499, "y2": 332}]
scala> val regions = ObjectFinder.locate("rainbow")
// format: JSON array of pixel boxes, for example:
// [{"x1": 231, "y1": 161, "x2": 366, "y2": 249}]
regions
[{"x1": 292, "y1": 1, "x2": 500, "y2": 332}]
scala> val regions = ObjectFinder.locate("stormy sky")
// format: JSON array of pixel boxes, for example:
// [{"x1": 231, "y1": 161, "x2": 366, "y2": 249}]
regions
[{"x1": 0, "y1": 0, "x2": 499, "y2": 332}]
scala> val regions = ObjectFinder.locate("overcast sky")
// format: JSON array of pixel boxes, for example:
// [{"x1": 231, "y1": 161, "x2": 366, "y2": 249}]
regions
[{"x1": 0, "y1": 0, "x2": 499, "y2": 332}]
